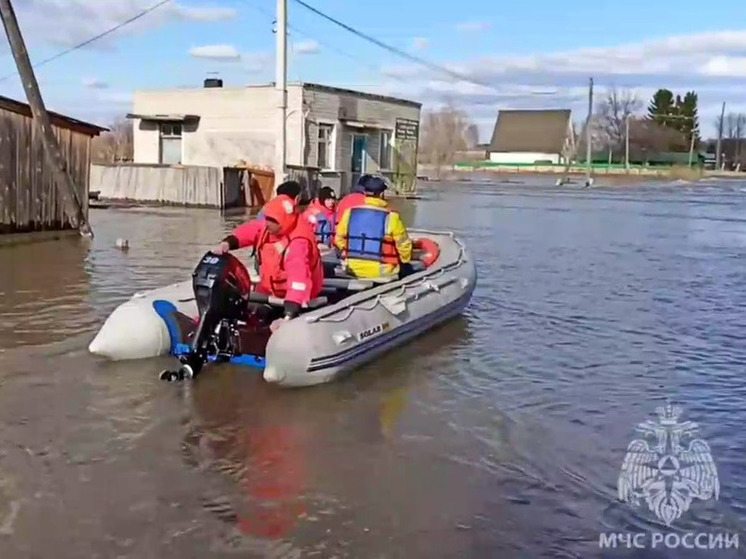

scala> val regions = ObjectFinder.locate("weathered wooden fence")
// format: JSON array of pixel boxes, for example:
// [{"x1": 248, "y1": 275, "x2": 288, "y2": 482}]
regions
[
  {"x1": 90, "y1": 163, "x2": 244, "y2": 208},
  {"x1": 0, "y1": 99, "x2": 100, "y2": 234}
]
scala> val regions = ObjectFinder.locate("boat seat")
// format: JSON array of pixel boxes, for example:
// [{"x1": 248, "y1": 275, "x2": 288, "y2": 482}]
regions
[
  {"x1": 247, "y1": 292, "x2": 327, "y2": 309},
  {"x1": 323, "y1": 278, "x2": 374, "y2": 291}
]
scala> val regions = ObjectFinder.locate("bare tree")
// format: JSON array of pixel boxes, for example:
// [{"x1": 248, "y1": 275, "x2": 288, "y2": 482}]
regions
[
  {"x1": 714, "y1": 112, "x2": 746, "y2": 139},
  {"x1": 91, "y1": 117, "x2": 133, "y2": 163},
  {"x1": 464, "y1": 124, "x2": 480, "y2": 149},
  {"x1": 418, "y1": 103, "x2": 471, "y2": 177},
  {"x1": 628, "y1": 117, "x2": 688, "y2": 156},
  {"x1": 594, "y1": 87, "x2": 643, "y2": 153}
]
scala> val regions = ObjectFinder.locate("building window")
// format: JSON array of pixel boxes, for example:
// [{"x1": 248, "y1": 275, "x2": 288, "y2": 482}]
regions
[
  {"x1": 379, "y1": 130, "x2": 392, "y2": 169},
  {"x1": 159, "y1": 122, "x2": 182, "y2": 164},
  {"x1": 159, "y1": 122, "x2": 182, "y2": 137},
  {"x1": 317, "y1": 124, "x2": 333, "y2": 169}
]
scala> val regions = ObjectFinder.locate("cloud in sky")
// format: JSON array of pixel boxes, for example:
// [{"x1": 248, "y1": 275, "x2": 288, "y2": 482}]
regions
[
  {"x1": 5, "y1": 5, "x2": 744, "y2": 141},
  {"x1": 189, "y1": 44, "x2": 242, "y2": 61},
  {"x1": 376, "y1": 30, "x2": 746, "y2": 139},
  {"x1": 293, "y1": 39, "x2": 320, "y2": 55},
  {"x1": 82, "y1": 77, "x2": 109, "y2": 89},
  {"x1": 10, "y1": 0, "x2": 237, "y2": 51},
  {"x1": 187, "y1": 44, "x2": 272, "y2": 73}
]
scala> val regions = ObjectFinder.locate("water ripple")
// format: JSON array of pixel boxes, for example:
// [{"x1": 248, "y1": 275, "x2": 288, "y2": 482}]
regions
[{"x1": 0, "y1": 181, "x2": 745, "y2": 557}]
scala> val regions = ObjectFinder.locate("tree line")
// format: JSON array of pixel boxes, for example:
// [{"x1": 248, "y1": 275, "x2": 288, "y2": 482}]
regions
[
  {"x1": 588, "y1": 87, "x2": 745, "y2": 166},
  {"x1": 91, "y1": 117, "x2": 133, "y2": 164},
  {"x1": 417, "y1": 88, "x2": 746, "y2": 172},
  {"x1": 94, "y1": 94, "x2": 745, "y2": 172}
]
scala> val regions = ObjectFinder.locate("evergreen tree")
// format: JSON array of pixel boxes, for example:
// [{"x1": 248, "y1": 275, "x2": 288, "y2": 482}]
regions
[
  {"x1": 677, "y1": 91, "x2": 700, "y2": 144},
  {"x1": 674, "y1": 94, "x2": 684, "y2": 132},
  {"x1": 647, "y1": 89, "x2": 676, "y2": 128}
]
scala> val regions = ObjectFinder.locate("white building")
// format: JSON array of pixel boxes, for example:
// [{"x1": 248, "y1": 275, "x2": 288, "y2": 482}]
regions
[
  {"x1": 127, "y1": 80, "x2": 422, "y2": 194},
  {"x1": 487, "y1": 109, "x2": 575, "y2": 165}
]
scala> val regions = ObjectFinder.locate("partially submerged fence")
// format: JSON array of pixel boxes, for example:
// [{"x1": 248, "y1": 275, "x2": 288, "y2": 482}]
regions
[{"x1": 90, "y1": 163, "x2": 243, "y2": 208}]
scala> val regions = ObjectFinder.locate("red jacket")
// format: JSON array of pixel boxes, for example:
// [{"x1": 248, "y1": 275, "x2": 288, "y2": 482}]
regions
[
  {"x1": 229, "y1": 196, "x2": 323, "y2": 306},
  {"x1": 335, "y1": 192, "x2": 366, "y2": 222}
]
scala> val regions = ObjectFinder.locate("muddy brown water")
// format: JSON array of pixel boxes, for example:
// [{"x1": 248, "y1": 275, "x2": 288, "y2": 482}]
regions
[{"x1": 1, "y1": 177, "x2": 746, "y2": 558}]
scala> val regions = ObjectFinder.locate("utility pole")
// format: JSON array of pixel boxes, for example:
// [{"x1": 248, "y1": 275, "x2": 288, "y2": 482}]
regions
[
  {"x1": 688, "y1": 127, "x2": 696, "y2": 167},
  {"x1": 0, "y1": 0, "x2": 92, "y2": 237},
  {"x1": 584, "y1": 77, "x2": 593, "y2": 187},
  {"x1": 715, "y1": 101, "x2": 725, "y2": 171},
  {"x1": 625, "y1": 114, "x2": 630, "y2": 171},
  {"x1": 274, "y1": 0, "x2": 287, "y2": 194}
]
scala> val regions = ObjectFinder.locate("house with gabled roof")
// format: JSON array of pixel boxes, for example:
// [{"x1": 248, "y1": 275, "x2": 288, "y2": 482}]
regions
[{"x1": 487, "y1": 109, "x2": 575, "y2": 165}]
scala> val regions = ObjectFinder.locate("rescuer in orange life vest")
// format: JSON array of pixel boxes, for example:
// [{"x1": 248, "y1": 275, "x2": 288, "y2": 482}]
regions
[
  {"x1": 212, "y1": 185, "x2": 324, "y2": 332},
  {"x1": 334, "y1": 175, "x2": 414, "y2": 279}
]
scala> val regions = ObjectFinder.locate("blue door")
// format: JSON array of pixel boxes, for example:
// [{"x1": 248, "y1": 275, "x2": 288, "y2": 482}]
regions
[{"x1": 351, "y1": 134, "x2": 367, "y2": 190}]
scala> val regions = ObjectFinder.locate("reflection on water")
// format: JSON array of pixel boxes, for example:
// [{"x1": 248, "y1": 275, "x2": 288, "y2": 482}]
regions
[{"x1": 1, "y1": 180, "x2": 746, "y2": 558}]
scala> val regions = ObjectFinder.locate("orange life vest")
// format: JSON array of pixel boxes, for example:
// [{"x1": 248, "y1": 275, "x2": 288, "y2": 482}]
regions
[{"x1": 254, "y1": 221, "x2": 320, "y2": 297}]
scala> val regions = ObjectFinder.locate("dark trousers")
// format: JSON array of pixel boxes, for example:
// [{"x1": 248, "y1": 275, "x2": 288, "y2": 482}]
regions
[{"x1": 398, "y1": 262, "x2": 415, "y2": 279}]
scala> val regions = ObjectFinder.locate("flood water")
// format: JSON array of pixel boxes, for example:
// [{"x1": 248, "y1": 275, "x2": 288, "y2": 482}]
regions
[{"x1": 1, "y1": 176, "x2": 746, "y2": 558}]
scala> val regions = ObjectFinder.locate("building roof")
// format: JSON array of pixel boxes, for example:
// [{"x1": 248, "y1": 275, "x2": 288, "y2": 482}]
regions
[
  {"x1": 0, "y1": 94, "x2": 108, "y2": 137},
  {"x1": 489, "y1": 109, "x2": 572, "y2": 153},
  {"x1": 300, "y1": 82, "x2": 421, "y2": 109},
  {"x1": 126, "y1": 113, "x2": 200, "y2": 122},
  {"x1": 135, "y1": 81, "x2": 422, "y2": 110}
]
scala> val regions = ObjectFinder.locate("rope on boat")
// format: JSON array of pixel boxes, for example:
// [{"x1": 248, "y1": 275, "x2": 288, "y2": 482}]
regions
[{"x1": 307, "y1": 230, "x2": 469, "y2": 324}]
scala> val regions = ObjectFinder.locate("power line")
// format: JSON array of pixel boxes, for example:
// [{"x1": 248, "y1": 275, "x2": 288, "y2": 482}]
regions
[
  {"x1": 289, "y1": 0, "x2": 496, "y2": 89},
  {"x1": 237, "y1": 0, "x2": 380, "y2": 73},
  {"x1": 0, "y1": 0, "x2": 172, "y2": 83}
]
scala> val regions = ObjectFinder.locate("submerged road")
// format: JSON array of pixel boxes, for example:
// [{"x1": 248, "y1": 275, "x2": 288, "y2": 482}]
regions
[{"x1": 1, "y1": 177, "x2": 745, "y2": 557}]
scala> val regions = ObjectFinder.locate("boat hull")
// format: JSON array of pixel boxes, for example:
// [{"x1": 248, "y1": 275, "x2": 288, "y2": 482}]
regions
[{"x1": 88, "y1": 229, "x2": 477, "y2": 387}]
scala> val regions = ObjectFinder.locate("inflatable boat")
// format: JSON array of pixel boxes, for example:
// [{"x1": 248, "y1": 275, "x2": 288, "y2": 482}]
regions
[{"x1": 88, "y1": 229, "x2": 477, "y2": 387}]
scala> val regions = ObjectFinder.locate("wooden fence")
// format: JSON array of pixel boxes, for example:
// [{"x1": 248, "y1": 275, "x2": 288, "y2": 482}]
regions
[{"x1": 0, "y1": 107, "x2": 92, "y2": 234}]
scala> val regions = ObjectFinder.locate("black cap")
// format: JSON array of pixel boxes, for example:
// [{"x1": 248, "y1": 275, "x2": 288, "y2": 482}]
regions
[{"x1": 318, "y1": 186, "x2": 337, "y2": 202}]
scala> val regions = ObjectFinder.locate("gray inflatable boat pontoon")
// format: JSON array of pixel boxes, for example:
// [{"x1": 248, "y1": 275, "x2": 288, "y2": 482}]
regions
[{"x1": 88, "y1": 228, "x2": 477, "y2": 387}]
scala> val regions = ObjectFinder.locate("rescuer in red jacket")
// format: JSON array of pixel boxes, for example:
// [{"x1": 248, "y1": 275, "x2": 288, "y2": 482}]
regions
[{"x1": 212, "y1": 193, "x2": 324, "y2": 332}]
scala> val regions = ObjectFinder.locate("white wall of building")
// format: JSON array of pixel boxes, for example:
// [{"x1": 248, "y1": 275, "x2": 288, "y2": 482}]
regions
[
  {"x1": 130, "y1": 83, "x2": 421, "y2": 194},
  {"x1": 489, "y1": 152, "x2": 561, "y2": 164},
  {"x1": 132, "y1": 85, "x2": 304, "y2": 168}
]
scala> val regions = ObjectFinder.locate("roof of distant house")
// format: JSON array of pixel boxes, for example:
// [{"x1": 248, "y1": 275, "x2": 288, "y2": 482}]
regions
[
  {"x1": 0, "y1": 94, "x2": 108, "y2": 136},
  {"x1": 489, "y1": 109, "x2": 572, "y2": 153}
]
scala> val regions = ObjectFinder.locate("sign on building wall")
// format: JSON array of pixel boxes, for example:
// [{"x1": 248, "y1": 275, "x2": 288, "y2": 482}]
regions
[{"x1": 393, "y1": 118, "x2": 420, "y2": 196}]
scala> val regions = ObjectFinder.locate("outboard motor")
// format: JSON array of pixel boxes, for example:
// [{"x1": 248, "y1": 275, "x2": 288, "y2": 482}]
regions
[{"x1": 160, "y1": 252, "x2": 253, "y2": 381}]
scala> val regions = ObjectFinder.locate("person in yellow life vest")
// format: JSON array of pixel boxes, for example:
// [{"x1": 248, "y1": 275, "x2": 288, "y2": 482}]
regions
[{"x1": 334, "y1": 176, "x2": 413, "y2": 279}]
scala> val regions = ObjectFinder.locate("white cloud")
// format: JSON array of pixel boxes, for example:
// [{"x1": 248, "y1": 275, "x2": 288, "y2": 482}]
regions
[
  {"x1": 293, "y1": 40, "x2": 320, "y2": 55},
  {"x1": 9, "y1": 1, "x2": 237, "y2": 51},
  {"x1": 189, "y1": 44, "x2": 242, "y2": 61},
  {"x1": 700, "y1": 56, "x2": 746, "y2": 77},
  {"x1": 455, "y1": 22, "x2": 491, "y2": 32},
  {"x1": 412, "y1": 37, "x2": 429, "y2": 50},
  {"x1": 187, "y1": 44, "x2": 272, "y2": 71},
  {"x1": 242, "y1": 52, "x2": 273, "y2": 72},
  {"x1": 174, "y1": 5, "x2": 237, "y2": 22},
  {"x1": 375, "y1": 30, "x2": 746, "y2": 138},
  {"x1": 82, "y1": 77, "x2": 109, "y2": 89}
]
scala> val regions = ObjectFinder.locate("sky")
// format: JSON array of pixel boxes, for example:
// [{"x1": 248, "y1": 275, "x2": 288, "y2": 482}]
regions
[{"x1": 0, "y1": 0, "x2": 745, "y2": 142}]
